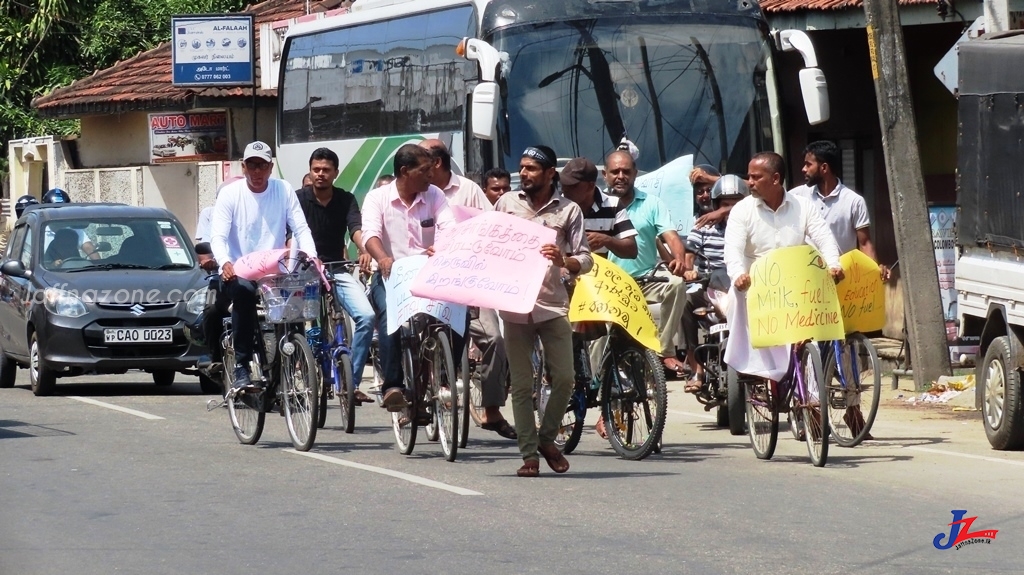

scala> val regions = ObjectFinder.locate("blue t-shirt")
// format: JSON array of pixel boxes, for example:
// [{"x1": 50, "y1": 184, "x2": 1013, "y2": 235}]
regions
[{"x1": 608, "y1": 190, "x2": 673, "y2": 277}]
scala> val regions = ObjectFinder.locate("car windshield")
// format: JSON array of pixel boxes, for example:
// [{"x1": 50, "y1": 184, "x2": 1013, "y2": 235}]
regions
[
  {"x1": 490, "y1": 17, "x2": 774, "y2": 175},
  {"x1": 40, "y1": 218, "x2": 195, "y2": 271}
]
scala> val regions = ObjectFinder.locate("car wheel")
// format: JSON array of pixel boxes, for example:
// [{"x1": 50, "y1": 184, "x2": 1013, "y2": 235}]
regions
[
  {"x1": 152, "y1": 370, "x2": 175, "y2": 386},
  {"x1": 29, "y1": 332, "x2": 57, "y2": 396},
  {"x1": 0, "y1": 350, "x2": 16, "y2": 388},
  {"x1": 198, "y1": 373, "x2": 222, "y2": 395}
]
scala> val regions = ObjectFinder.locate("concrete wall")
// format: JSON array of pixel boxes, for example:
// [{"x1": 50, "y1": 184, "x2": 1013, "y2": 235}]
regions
[{"x1": 78, "y1": 114, "x2": 151, "y2": 167}]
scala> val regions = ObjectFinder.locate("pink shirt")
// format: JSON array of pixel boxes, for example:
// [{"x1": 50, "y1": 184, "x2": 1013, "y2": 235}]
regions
[{"x1": 361, "y1": 182, "x2": 455, "y2": 260}]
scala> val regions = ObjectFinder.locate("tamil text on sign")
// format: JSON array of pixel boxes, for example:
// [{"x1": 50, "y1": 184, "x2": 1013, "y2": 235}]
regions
[
  {"x1": 409, "y1": 211, "x2": 555, "y2": 314},
  {"x1": 568, "y1": 255, "x2": 660, "y2": 351},
  {"x1": 386, "y1": 255, "x2": 467, "y2": 335}
]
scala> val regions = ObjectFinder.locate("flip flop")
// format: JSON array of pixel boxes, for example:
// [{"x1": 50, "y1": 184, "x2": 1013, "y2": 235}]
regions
[
  {"x1": 480, "y1": 419, "x2": 518, "y2": 439},
  {"x1": 595, "y1": 414, "x2": 608, "y2": 439},
  {"x1": 684, "y1": 377, "x2": 703, "y2": 393}
]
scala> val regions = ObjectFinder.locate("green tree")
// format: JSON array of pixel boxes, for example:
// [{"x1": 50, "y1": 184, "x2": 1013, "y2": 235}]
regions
[{"x1": 0, "y1": 0, "x2": 246, "y2": 173}]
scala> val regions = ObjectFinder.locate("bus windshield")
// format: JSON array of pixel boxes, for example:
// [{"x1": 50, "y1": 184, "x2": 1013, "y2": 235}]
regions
[{"x1": 490, "y1": 17, "x2": 774, "y2": 175}]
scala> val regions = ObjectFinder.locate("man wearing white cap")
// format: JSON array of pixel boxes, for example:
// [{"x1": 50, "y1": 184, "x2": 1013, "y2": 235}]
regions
[{"x1": 210, "y1": 141, "x2": 318, "y2": 389}]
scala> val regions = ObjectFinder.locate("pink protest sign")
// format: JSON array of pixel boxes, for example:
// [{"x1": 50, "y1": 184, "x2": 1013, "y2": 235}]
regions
[
  {"x1": 234, "y1": 248, "x2": 324, "y2": 284},
  {"x1": 409, "y1": 210, "x2": 556, "y2": 314},
  {"x1": 451, "y1": 205, "x2": 483, "y2": 223}
]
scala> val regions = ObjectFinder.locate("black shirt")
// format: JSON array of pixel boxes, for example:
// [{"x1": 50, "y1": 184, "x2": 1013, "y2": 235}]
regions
[{"x1": 295, "y1": 186, "x2": 362, "y2": 263}]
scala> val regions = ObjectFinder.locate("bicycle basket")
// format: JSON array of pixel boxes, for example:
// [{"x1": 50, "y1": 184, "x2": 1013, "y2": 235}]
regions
[{"x1": 257, "y1": 269, "x2": 320, "y2": 324}]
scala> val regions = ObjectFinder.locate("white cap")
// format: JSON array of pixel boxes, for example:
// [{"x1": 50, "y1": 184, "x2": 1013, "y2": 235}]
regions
[{"x1": 243, "y1": 141, "x2": 272, "y2": 162}]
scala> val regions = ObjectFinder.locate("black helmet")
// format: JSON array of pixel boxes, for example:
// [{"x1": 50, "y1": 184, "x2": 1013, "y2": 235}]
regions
[
  {"x1": 42, "y1": 188, "x2": 71, "y2": 204},
  {"x1": 710, "y1": 174, "x2": 750, "y2": 204},
  {"x1": 15, "y1": 195, "x2": 39, "y2": 218}
]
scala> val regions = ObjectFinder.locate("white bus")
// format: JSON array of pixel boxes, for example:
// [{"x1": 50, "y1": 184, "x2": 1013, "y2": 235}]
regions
[{"x1": 277, "y1": 0, "x2": 828, "y2": 199}]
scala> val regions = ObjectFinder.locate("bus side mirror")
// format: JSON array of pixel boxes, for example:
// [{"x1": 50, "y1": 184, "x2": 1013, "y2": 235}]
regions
[
  {"x1": 778, "y1": 30, "x2": 830, "y2": 125},
  {"x1": 799, "y1": 68, "x2": 829, "y2": 125},
  {"x1": 471, "y1": 82, "x2": 499, "y2": 141}
]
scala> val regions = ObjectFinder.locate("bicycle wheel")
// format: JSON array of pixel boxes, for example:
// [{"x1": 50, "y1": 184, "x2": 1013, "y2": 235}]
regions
[
  {"x1": 317, "y1": 372, "x2": 329, "y2": 429},
  {"x1": 282, "y1": 332, "x2": 319, "y2": 451},
  {"x1": 602, "y1": 347, "x2": 667, "y2": 461},
  {"x1": 561, "y1": 337, "x2": 592, "y2": 454},
  {"x1": 225, "y1": 344, "x2": 265, "y2": 445},
  {"x1": 745, "y1": 378, "x2": 778, "y2": 459},
  {"x1": 429, "y1": 334, "x2": 459, "y2": 461},
  {"x1": 799, "y1": 342, "x2": 828, "y2": 467},
  {"x1": 459, "y1": 350, "x2": 472, "y2": 448},
  {"x1": 336, "y1": 353, "x2": 356, "y2": 434},
  {"x1": 825, "y1": 334, "x2": 881, "y2": 447},
  {"x1": 393, "y1": 344, "x2": 417, "y2": 455}
]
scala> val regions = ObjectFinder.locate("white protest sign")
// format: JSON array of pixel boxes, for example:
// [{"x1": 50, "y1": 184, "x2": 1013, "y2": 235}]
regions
[{"x1": 384, "y1": 255, "x2": 467, "y2": 335}]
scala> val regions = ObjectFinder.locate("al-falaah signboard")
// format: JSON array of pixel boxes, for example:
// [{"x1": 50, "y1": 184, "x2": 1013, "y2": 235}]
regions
[{"x1": 148, "y1": 112, "x2": 230, "y2": 164}]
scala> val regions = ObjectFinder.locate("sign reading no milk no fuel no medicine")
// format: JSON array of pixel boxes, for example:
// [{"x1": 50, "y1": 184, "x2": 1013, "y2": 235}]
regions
[{"x1": 171, "y1": 15, "x2": 254, "y2": 86}]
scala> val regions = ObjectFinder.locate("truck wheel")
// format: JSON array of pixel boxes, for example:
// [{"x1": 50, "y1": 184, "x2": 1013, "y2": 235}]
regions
[{"x1": 980, "y1": 336, "x2": 1024, "y2": 450}]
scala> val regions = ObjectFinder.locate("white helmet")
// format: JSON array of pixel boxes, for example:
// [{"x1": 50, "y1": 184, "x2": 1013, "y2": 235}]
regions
[{"x1": 710, "y1": 174, "x2": 749, "y2": 204}]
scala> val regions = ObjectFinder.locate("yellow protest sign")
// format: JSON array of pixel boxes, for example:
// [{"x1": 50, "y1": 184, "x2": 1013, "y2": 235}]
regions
[
  {"x1": 747, "y1": 245, "x2": 845, "y2": 347},
  {"x1": 837, "y1": 249, "x2": 886, "y2": 334},
  {"x1": 568, "y1": 255, "x2": 661, "y2": 352}
]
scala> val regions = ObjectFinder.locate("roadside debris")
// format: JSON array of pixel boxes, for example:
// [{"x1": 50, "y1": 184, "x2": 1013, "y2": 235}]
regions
[{"x1": 902, "y1": 374, "x2": 976, "y2": 404}]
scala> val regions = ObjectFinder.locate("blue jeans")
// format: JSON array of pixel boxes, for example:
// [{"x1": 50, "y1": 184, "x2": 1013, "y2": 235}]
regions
[{"x1": 332, "y1": 270, "x2": 374, "y2": 388}]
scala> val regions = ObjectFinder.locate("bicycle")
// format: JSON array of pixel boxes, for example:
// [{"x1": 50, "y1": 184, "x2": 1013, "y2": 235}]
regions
[
  {"x1": 743, "y1": 341, "x2": 829, "y2": 467},
  {"x1": 534, "y1": 271, "x2": 669, "y2": 461},
  {"x1": 222, "y1": 258, "x2": 321, "y2": 451},
  {"x1": 308, "y1": 261, "x2": 358, "y2": 433},
  {"x1": 391, "y1": 313, "x2": 460, "y2": 461},
  {"x1": 822, "y1": 334, "x2": 881, "y2": 447}
]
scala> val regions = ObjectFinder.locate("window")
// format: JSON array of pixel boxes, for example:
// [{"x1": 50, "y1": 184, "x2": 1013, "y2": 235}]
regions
[
  {"x1": 18, "y1": 228, "x2": 32, "y2": 268},
  {"x1": 281, "y1": 5, "x2": 478, "y2": 143}
]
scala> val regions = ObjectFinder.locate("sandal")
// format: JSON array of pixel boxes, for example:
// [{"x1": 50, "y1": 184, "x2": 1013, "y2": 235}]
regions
[
  {"x1": 538, "y1": 443, "x2": 570, "y2": 474},
  {"x1": 684, "y1": 376, "x2": 703, "y2": 394},
  {"x1": 481, "y1": 419, "x2": 518, "y2": 439},
  {"x1": 595, "y1": 414, "x2": 608, "y2": 439},
  {"x1": 516, "y1": 459, "x2": 540, "y2": 477},
  {"x1": 661, "y1": 357, "x2": 686, "y2": 376}
]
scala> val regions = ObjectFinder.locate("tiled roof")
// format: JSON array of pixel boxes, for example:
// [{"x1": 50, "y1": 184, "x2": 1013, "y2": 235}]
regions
[
  {"x1": 761, "y1": 0, "x2": 937, "y2": 12},
  {"x1": 33, "y1": 0, "x2": 346, "y2": 118}
]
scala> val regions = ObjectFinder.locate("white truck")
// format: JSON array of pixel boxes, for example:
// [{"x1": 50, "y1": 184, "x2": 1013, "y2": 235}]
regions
[{"x1": 955, "y1": 32, "x2": 1024, "y2": 450}]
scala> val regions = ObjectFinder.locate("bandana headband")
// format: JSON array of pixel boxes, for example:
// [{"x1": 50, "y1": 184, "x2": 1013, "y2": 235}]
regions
[{"x1": 522, "y1": 146, "x2": 555, "y2": 168}]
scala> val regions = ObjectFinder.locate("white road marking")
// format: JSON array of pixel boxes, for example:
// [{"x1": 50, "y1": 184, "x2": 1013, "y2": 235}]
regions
[
  {"x1": 902, "y1": 445, "x2": 1024, "y2": 467},
  {"x1": 668, "y1": 409, "x2": 716, "y2": 421},
  {"x1": 68, "y1": 396, "x2": 164, "y2": 420},
  {"x1": 284, "y1": 449, "x2": 483, "y2": 495}
]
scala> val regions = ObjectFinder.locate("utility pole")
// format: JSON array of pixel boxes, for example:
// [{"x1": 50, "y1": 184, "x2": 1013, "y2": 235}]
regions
[{"x1": 862, "y1": 0, "x2": 952, "y2": 389}]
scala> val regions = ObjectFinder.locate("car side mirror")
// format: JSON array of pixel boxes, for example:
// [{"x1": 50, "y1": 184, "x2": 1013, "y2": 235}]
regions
[{"x1": 1, "y1": 260, "x2": 28, "y2": 278}]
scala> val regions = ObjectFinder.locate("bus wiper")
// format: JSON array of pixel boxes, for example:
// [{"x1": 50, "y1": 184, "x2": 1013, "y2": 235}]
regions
[{"x1": 67, "y1": 263, "x2": 154, "y2": 272}]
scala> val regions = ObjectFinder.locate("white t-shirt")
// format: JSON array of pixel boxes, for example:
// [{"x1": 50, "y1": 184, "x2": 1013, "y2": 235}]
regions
[
  {"x1": 210, "y1": 178, "x2": 317, "y2": 269},
  {"x1": 195, "y1": 206, "x2": 214, "y2": 243}
]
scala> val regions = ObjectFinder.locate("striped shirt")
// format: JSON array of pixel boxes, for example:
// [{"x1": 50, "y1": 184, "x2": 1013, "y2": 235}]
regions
[
  {"x1": 686, "y1": 222, "x2": 727, "y2": 274},
  {"x1": 583, "y1": 191, "x2": 637, "y2": 255}
]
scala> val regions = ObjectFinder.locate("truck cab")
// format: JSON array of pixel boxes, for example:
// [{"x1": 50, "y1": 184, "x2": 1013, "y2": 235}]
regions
[{"x1": 955, "y1": 32, "x2": 1024, "y2": 450}]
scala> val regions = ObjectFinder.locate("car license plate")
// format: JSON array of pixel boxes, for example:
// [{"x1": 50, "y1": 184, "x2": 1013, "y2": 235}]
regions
[
  {"x1": 103, "y1": 327, "x2": 172, "y2": 344},
  {"x1": 709, "y1": 323, "x2": 729, "y2": 335}
]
